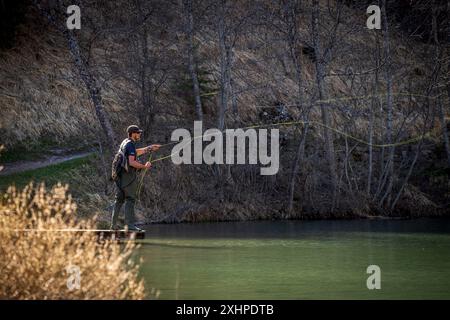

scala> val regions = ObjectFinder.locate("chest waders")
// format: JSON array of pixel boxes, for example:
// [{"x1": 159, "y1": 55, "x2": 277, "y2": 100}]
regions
[{"x1": 110, "y1": 168, "x2": 138, "y2": 229}]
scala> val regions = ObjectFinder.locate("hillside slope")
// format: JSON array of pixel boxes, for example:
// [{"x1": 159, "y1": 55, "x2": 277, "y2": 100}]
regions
[{"x1": 1, "y1": 0, "x2": 448, "y2": 222}]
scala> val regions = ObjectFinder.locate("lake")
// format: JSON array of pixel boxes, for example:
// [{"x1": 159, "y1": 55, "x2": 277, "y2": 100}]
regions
[{"x1": 138, "y1": 218, "x2": 450, "y2": 299}]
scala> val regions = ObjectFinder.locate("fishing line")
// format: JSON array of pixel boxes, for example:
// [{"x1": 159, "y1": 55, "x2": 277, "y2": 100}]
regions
[
  {"x1": 136, "y1": 150, "x2": 152, "y2": 205},
  {"x1": 150, "y1": 118, "x2": 434, "y2": 163},
  {"x1": 135, "y1": 91, "x2": 440, "y2": 197},
  {"x1": 135, "y1": 119, "x2": 434, "y2": 199}
]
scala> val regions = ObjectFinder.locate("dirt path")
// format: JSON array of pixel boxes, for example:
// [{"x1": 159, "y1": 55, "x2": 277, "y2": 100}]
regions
[{"x1": 0, "y1": 151, "x2": 94, "y2": 176}]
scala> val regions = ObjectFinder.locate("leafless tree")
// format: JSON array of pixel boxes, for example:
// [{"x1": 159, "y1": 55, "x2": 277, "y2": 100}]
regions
[
  {"x1": 33, "y1": 0, "x2": 117, "y2": 149},
  {"x1": 311, "y1": 0, "x2": 341, "y2": 208},
  {"x1": 183, "y1": 0, "x2": 203, "y2": 121}
]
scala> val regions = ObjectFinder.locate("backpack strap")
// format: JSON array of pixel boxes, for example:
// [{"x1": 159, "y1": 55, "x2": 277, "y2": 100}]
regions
[
  {"x1": 119, "y1": 138, "x2": 131, "y2": 152},
  {"x1": 119, "y1": 138, "x2": 132, "y2": 172}
]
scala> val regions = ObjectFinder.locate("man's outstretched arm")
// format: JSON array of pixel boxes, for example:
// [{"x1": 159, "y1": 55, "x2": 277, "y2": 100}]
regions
[{"x1": 136, "y1": 144, "x2": 162, "y2": 157}]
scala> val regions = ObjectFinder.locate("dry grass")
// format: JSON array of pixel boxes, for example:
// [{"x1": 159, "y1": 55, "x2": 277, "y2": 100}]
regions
[
  {"x1": 0, "y1": 1, "x2": 433, "y2": 149},
  {"x1": 0, "y1": 183, "x2": 146, "y2": 299},
  {"x1": 0, "y1": 7, "x2": 131, "y2": 149}
]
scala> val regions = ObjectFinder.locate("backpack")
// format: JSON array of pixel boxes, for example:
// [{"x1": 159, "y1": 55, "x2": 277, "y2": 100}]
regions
[{"x1": 111, "y1": 139, "x2": 131, "y2": 181}]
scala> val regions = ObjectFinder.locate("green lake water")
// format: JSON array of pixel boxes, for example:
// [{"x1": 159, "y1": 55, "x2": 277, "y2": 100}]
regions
[{"x1": 138, "y1": 218, "x2": 450, "y2": 299}]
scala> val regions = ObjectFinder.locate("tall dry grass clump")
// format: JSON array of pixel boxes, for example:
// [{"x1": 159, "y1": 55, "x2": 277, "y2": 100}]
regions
[{"x1": 0, "y1": 183, "x2": 145, "y2": 299}]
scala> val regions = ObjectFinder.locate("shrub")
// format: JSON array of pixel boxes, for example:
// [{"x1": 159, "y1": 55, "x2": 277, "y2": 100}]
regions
[{"x1": 0, "y1": 183, "x2": 145, "y2": 299}]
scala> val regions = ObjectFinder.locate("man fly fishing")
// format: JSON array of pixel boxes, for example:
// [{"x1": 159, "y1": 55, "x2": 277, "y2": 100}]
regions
[{"x1": 110, "y1": 125, "x2": 161, "y2": 231}]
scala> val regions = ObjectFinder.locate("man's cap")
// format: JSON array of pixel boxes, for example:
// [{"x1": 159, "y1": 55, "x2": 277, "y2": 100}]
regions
[{"x1": 127, "y1": 125, "x2": 143, "y2": 134}]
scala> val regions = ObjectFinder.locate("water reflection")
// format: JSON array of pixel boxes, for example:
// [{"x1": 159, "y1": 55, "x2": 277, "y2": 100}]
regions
[{"x1": 139, "y1": 218, "x2": 450, "y2": 299}]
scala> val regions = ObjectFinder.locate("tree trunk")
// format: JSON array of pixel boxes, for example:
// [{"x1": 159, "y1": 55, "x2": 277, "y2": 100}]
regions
[
  {"x1": 367, "y1": 94, "x2": 374, "y2": 195},
  {"x1": 217, "y1": 0, "x2": 230, "y2": 131},
  {"x1": 368, "y1": 31, "x2": 382, "y2": 195},
  {"x1": 391, "y1": 116, "x2": 428, "y2": 210},
  {"x1": 379, "y1": 0, "x2": 395, "y2": 207},
  {"x1": 287, "y1": 125, "x2": 308, "y2": 213},
  {"x1": 312, "y1": 0, "x2": 338, "y2": 206},
  {"x1": 140, "y1": 24, "x2": 152, "y2": 132},
  {"x1": 135, "y1": 0, "x2": 153, "y2": 133},
  {"x1": 184, "y1": 0, "x2": 203, "y2": 121},
  {"x1": 443, "y1": 82, "x2": 450, "y2": 167},
  {"x1": 441, "y1": 1, "x2": 450, "y2": 166},
  {"x1": 34, "y1": 0, "x2": 116, "y2": 150},
  {"x1": 229, "y1": 68, "x2": 238, "y2": 115},
  {"x1": 285, "y1": 0, "x2": 307, "y2": 214},
  {"x1": 66, "y1": 32, "x2": 117, "y2": 149}
]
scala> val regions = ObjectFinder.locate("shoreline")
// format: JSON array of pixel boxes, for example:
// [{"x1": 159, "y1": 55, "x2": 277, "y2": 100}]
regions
[{"x1": 140, "y1": 212, "x2": 450, "y2": 225}]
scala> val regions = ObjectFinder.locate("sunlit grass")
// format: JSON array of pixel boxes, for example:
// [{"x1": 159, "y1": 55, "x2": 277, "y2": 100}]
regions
[{"x1": 0, "y1": 154, "x2": 94, "y2": 192}]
